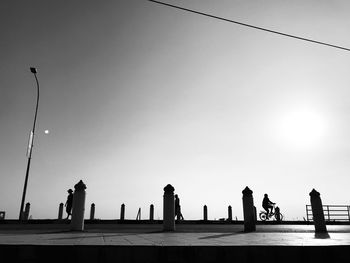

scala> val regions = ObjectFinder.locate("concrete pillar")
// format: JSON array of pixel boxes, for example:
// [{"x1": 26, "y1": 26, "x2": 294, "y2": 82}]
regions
[
  {"x1": 242, "y1": 186, "x2": 256, "y2": 232},
  {"x1": 163, "y1": 184, "x2": 175, "y2": 231},
  {"x1": 203, "y1": 205, "x2": 208, "y2": 221},
  {"x1": 120, "y1": 204, "x2": 125, "y2": 220},
  {"x1": 228, "y1": 205, "x2": 232, "y2": 221},
  {"x1": 150, "y1": 204, "x2": 154, "y2": 221},
  {"x1": 58, "y1": 203, "x2": 64, "y2": 220},
  {"x1": 90, "y1": 203, "x2": 95, "y2": 220},
  {"x1": 310, "y1": 189, "x2": 327, "y2": 233},
  {"x1": 70, "y1": 180, "x2": 87, "y2": 231},
  {"x1": 24, "y1": 202, "x2": 30, "y2": 220}
]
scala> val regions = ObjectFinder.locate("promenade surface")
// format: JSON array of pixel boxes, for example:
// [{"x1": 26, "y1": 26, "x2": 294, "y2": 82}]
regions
[
  {"x1": 0, "y1": 223, "x2": 349, "y2": 246},
  {"x1": 0, "y1": 223, "x2": 349, "y2": 262}
]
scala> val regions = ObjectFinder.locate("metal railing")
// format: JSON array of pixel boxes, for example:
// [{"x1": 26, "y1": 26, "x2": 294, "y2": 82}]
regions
[{"x1": 306, "y1": 205, "x2": 350, "y2": 222}]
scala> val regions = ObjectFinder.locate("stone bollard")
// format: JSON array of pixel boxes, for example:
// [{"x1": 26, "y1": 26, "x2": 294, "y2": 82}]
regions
[
  {"x1": 150, "y1": 204, "x2": 154, "y2": 221},
  {"x1": 242, "y1": 186, "x2": 256, "y2": 232},
  {"x1": 70, "y1": 180, "x2": 87, "y2": 231},
  {"x1": 228, "y1": 205, "x2": 232, "y2": 221},
  {"x1": 24, "y1": 202, "x2": 30, "y2": 220},
  {"x1": 203, "y1": 205, "x2": 208, "y2": 221},
  {"x1": 163, "y1": 184, "x2": 175, "y2": 231},
  {"x1": 58, "y1": 203, "x2": 64, "y2": 220},
  {"x1": 90, "y1": 203, "x2": 95, "y2": 220},
  {"x1": 310, "y1": 189, "x2": 327, "y2": 233},
  {"x1": 120, "y1": 204, "x2": 125, "y2": 221}
]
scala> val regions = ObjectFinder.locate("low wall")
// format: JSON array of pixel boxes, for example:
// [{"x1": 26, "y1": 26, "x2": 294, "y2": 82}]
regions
[{"x1": 0, "y1": 245, "x2": 348, "y2": 263}]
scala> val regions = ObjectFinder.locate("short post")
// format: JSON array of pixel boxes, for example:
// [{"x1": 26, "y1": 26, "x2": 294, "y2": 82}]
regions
[
  {"x1": 309, "y1": 189, "x2": 327, "y2": 233},
  {"x1": 70, "y1": 180, "x2": 87, "y2": 231},
  {"x1": 163, "y1": 184, "x2": 175, "y2": 231},
  {"x1": 120, "y1": 204, "x2": 125, "y2": 220},
  {"x1": 150, "y1": 204, "x2": 154, "y2": 221},
  {"x1": 275, "y1": 206, "x2": 281, "y2": 222},
  {"x1": 242, "y1": 186, "x2": 256, "y2": 232},
  {"x1": 58, "y1": 203, "x2": 64, "y2": 219},
  {"x1": 90, "y1": 203, "x2": 95, "y2": 220},
  {"x1": 24, "y1": 202, "x2": 30, "y2": 220},
  {"x1": 203, "y1": 205, "x2": 208, "y2": 221},
  {"x1": 228, "y1": 205, "x2": 232, "y2": 221}
]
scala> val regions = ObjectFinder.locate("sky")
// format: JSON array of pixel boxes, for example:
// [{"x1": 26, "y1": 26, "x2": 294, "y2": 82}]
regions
[{"x1": 1, "y1": 0, "x2": 350, "y2": 220}]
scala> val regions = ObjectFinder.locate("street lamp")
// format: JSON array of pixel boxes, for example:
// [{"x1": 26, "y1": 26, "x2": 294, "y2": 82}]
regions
[{"x1": 19, "y1": 67, "x2": 40, "y2": 220}]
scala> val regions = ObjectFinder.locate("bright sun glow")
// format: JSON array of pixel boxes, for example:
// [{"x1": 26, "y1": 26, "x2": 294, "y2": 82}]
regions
[{"x1": 276, "y1": 109, "x2": 327, "y2": 149}]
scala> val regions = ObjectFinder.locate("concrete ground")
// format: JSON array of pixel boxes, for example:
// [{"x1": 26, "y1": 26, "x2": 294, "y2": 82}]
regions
[
  {"x1": 0, "y1": 224, "x2": 349, "y2": 246},
  {"x1": 0, "y1": 223, "x2": 349, "y2": 262}
]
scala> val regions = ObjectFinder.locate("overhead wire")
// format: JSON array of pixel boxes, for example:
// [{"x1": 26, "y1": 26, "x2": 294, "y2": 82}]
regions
[{"x1": 148, "y1": 0, "x2": 350, "y2": 52}]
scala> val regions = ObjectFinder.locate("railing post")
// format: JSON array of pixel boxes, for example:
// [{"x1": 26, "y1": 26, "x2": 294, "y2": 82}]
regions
[
  {"x1": 309, "y1": 189, "x2": 327, "y2": 233},
  {"x1": 58, "y1": 203, "x2": 64, "y2": 220},
  {"x1": 70, "y1": 180, "x2": 87, "y2": 231},
  {"x1": 163, "y1": 184, "x2": 175, "y2": 231},
  {"x1": 327, "y1": 205, "x2": 330, "y2": 221},
  {"x1": 150, "y1": 204, "x2": 154, "y2": 221},
  {"x1": 203, "y1": 205, "x2": 208, "y2": 221},
  {"x1": 242, "y1": 186, "x2": 256, "y2": 232},
  {"x1": 120, "y1": 204, "x2": 125, "y2": 221},
  {"x1": 90, "y1": 203, "x2": 95, "y2": 220}
]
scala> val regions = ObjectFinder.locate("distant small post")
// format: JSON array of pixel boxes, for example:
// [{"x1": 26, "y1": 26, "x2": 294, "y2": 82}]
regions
[
  {"x1": 150, "y1": 204, "x2": 154, "y2": 221},
  {"x1": 163, "y1": 184, "x2": 175, "y2": 231},
  {"x1": 58, "y1": 203, "x2": 64, "y2": 220},
  {"x1": 24, "y1": 202, "x2": 30, "y2": 220},
  {"x1": 228, "y1": 205, "x2": 232, "y2": 221},
  {"x1": 309, "y1": 189, "x2": 327, "y2": 233},
  {"x1": 70, "y1": 180, "x2": 87, "y2": 231},
  {"x1": 275, "y1": 206, "x2": 281, "y2": 222},
  {"x1": 242, "y1": 186, "x2": 256, "y2": 232},
  {"x1": 120, "y1": 204, "x2": 125, "y2": 220},
  {"x1": 203, "y1": 205, "x2": 208, "y2": 221},
  {"x1": 90, "y1": 203, "x2": 95, "y2": 220}
]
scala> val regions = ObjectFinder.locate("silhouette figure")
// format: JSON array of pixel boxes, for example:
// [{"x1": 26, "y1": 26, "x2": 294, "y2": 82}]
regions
[
  {"x1": 65, "y1": 189, "x2": 73, "y2": 219},
  {"x1": 262, "y1": 194, "x2": 275, "y2": 218},
  {"x1": 175, "y1": 194, "x2": 184, "y2": 221}
]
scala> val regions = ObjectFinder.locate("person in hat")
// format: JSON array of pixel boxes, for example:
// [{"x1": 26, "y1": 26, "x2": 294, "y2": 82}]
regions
[{"x1": 65, "y1": 189, "x2": 74, "y2": 219}]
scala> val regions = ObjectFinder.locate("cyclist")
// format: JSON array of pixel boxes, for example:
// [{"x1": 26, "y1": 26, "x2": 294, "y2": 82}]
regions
[{"x1": 262, "y1": 194, "x2": 275, "y2": 218}]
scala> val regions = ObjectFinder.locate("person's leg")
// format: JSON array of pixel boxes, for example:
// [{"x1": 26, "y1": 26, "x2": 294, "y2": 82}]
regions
[{"x1": 264, "y1": 207, "x2": 269, "y2": 219}]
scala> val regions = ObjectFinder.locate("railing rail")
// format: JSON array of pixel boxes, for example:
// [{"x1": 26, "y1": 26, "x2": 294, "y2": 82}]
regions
[{"x1": 306, "y1": 205, "x2": 350, "y2": 222}]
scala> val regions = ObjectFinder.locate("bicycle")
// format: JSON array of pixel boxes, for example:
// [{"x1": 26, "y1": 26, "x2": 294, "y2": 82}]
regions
[{"x1": 259, "y1": 204, "x2": 284, "y2": 221}]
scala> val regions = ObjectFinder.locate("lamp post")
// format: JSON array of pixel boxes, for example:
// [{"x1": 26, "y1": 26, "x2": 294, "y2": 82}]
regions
[{"x1": 19, "y1": 67, "x2": 40, "y2": 220}]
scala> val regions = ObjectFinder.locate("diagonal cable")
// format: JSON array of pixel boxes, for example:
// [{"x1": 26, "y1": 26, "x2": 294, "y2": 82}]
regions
[{"x1": 148, "y1": 0, "x2": 350, "y2": 52}]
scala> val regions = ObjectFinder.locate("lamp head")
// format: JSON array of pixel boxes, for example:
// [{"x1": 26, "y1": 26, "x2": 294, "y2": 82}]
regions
[{"x1": 30, "y1": 67, "x2": 37, "y2": 74}]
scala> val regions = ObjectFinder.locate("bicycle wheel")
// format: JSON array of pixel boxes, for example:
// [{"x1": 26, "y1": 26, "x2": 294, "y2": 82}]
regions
[
  {"x1": 259, "y1": 212, "x2": 267, "y2": 221},
  {"x1": 274, "y1": 213, "x2": 284, "y2": 221}
]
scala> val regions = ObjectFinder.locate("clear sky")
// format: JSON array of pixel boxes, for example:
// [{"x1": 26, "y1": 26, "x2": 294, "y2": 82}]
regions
[{"x1": 1, "y1": 0, "x2": 350, "y2": 220}]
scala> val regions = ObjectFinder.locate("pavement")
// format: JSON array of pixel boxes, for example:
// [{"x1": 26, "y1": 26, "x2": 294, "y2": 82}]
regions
[{"x1": 0, "y1": 223, "x2": 349, "y2": 246}]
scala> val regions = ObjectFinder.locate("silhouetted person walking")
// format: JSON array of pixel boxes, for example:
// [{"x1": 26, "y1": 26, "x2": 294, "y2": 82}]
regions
[
  {"x1": 175, "y1": 194, "x2": 184, "y2": 221},
  {"x1": 262, "y1": 194, "x2": 275, "y2": 218},
  {"x1": 65, "y1": 189, "x2": 73, "y2": 219}
]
